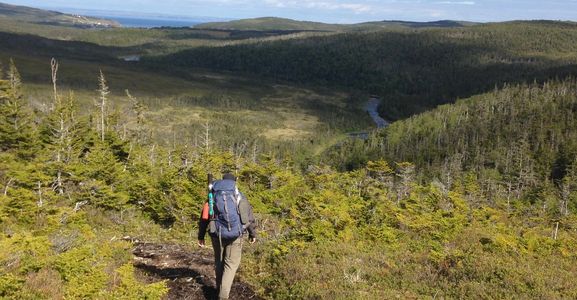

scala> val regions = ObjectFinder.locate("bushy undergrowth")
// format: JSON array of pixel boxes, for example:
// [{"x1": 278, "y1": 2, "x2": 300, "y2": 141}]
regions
[
  {"x1": 1, "y1": 61, "x2": 576, "y2": 299},
  {"x1": 240, "y1": 164, "x2": 577, "y2": 299},
  {"x1": 0, "y1": 206, "x2": 169, "y2": 299}
]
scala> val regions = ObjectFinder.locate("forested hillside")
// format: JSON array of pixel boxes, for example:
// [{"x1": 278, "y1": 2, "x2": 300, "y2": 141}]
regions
[
  {"x1": 1, "y1": 61, "x2": 576, "y2": 299},
  {"x1": 0, "y1": 12, "x2": 318, "y2": 58},
  {"x1": 152, "y1": 21, "x2": 577, "y2": 119},
  {"x1": 1, "y1": 3, "x2": 577, "y2": 299},
  {"x1": 194, "y1": 17, "x2": 343, "y2": 31},
  {"x1": 0, "y1": 2, "x2": 119, "y2": 28},
  {"x1": 328, "y1": 78, "x2": 577, "y2": 224},
  {"x1": 194, "y1": 17, "x2": 471, "y2": 31}
]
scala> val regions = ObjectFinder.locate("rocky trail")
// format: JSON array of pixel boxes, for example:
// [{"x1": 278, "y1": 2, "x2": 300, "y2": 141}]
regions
[{"x1": 132, "y1": 242, "x2": 261, "y2": 300}]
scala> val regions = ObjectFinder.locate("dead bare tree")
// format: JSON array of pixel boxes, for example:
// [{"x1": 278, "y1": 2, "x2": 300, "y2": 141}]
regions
[
  {"x1": 97, "y1": 70, "x2": 110, "y2": 142},
  {"x1": 37, "y1": 181, "x2": 43, "y2": 207},
  {"x1": 201, "y1": 121, "x2": 211, "y2": 153},
  {"x1": 4, "y1": 178, "x2": 13, "y2": 196},
  {"x1": 395, "y1": 162, "x2": 415, "y2": 204},
  {"x1": 51, "y1": 58, "x2": 59, "y2": 104}
]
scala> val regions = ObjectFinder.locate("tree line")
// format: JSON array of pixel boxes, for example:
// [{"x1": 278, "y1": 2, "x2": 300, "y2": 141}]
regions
[
  {"x1": 0, "y1": 61, "x2": 576, "y2": 298},
  {"x1": 148, "y1": 21, "x2": 577, "y2": 119}
]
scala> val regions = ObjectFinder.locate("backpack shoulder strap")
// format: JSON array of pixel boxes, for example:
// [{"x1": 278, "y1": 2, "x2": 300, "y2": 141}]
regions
[{"x1": 237, "y1": 192, "x2": 254, "y2": 225}]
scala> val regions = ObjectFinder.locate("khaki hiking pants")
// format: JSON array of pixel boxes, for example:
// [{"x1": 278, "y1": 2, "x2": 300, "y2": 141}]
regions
[{"x1": 211, "y1": 236, "x2": 242, "y2": 299}]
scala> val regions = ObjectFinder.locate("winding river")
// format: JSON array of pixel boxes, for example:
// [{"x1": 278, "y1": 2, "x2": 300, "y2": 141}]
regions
[
  {"x1": 346, "y1": 98, "x2": 389, "y2": 139},
  {"x1": 365, "y1": 97, "x2": 389, "y2": 128}
]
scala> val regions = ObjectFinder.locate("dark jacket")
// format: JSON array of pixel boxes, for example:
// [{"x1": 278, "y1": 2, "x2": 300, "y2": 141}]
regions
[{"x1": 198, "y1": 181, "x2": 257, "y2": 241}]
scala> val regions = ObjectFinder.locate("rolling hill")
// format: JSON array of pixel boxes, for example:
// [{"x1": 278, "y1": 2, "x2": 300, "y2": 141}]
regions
[
  {"x1": 0, "y1": 2, "x2": 119, "y2": 28},
  {"x1": 194, "y1": 17, "x2": 344, "y2": 31},
  {"x1": 1, "y1": 3, "x2": 577, "y2": 300},
  {"x1": 0, "y1": 3, "x2": 373, "y2": 161},
  {"x1": 153, "y1": 20, "x2": 577, "y2": 120},
  {"x1": 194, "y1": 16, "x2": 475, "y2": 32}
]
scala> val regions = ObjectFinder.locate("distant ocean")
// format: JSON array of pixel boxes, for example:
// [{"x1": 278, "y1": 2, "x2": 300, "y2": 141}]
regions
[
  {"x1": 39, "y1": 6, "x2": 228, "y2": 28},
  {"x1": 99, "y1": 16, "x2": 202, "y2": 28}
]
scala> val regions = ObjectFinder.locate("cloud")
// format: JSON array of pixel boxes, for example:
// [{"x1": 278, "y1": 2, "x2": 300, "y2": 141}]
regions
[
  {"x1": 436, "y1": 1, "x2": 475, "y2": 5},
  {"x1": 263, "y1": 0, "x2": 295, "y2": 8},
  {"x1": 263, "y1": 0, "x2": 374, "y2": 14},
  {"x1": 307, "y1": 2, "x2": 373, "y2": 13}
]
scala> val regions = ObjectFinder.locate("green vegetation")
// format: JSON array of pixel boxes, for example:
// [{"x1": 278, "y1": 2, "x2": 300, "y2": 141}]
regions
[
  {"x1": 1, "y1": 64, "x2": 576, "y2": 299},
  {"x1": 154, "y1": 21, "x2": 577, "y2": 119},
  {"x1": 0, "y1": 10, "x2": 371, "y2": 158},
  {"x1": 330, "y1": 78, "x2": 577, "y2": 207},
  {"x1": 0, "y1": 2, "x2": 119, "y2": 28},
  {"x1": 1, "y1": 3, "x2": 577, "y2": 299},
  {"x1": 0, "y1": 62, "x2": 171, "y2": 299},
  {"x1": 194, "y1": 17, "x2": 474, "y2": 32},
  {"x1": 0, "y1": 14, "x2": 326, "y2": 57},
  {"x1": 194, "y1": 17, "x2": 345, "y2": 31}
]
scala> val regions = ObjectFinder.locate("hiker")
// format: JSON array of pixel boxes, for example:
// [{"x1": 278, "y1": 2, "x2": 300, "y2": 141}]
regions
[{"x1": 198, "y1": 173, "x2": 257, "y2": 300}]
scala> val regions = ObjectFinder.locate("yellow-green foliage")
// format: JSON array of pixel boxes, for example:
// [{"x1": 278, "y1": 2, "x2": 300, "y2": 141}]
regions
[
  {"x1": 105, "y1": 264, "x2": 168, "y2": 300},
  {"x1": 1, "y1": 61, "x2": 577, "y2": 300},
  {"x1": 53, "y1": 245, "x2": 110, "y2": 298},
  {"x1": 0, "y1": 233, "x2": 52, "y2": 274},
  {"x1": 0, "y1": 273, "x2": 24, "y2": 298},
  {"x1": 0, "y1": 222, "x2": 168, "y2": 299},
  {"x1": 240, "y1": 161, "x2": 577, "y2": 299}
]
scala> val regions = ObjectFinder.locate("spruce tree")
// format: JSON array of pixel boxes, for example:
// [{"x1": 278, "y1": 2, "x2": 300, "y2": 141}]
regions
[
  {"x1": 0, "y1": 59, "x2": 38, "y2": 158},
  {"x1": 41, "y1": 92, "x2": 80, "y2": 196}
]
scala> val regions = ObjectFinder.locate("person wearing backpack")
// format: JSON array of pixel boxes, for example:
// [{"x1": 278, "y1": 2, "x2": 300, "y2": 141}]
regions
[{"x1": 198, "y1": 173, "x2": 257, "y2": 300}]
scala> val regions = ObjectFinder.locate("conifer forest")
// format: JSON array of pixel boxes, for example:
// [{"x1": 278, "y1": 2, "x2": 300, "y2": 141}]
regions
[{"x1": 1, "y1": 2, "x2": 577, "y2": 299}]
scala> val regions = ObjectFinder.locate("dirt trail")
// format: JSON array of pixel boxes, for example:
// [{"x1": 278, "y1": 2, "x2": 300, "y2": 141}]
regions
[{"x1": 133, "y1": 242, "x2": 261, "y2": 300}]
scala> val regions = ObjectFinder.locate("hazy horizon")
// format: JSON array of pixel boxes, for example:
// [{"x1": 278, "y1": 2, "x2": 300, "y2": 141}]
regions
[{"x1": 2, "y1": 0, "x2": 577, "y2": 25}]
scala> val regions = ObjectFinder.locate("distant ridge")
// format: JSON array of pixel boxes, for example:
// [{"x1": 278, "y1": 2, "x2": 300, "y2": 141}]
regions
[
  {"x1": 361, "y1": 20, "x2": 476, "y2": 28},
  {"x1": 194, "y1": 17, "x2": 477, "y2": 31},
  {"x1": 194, "y1": 17, "x2": 342, "y2": 31},
  {"x1": 0, "y1": 2, "x2": 120, "y2": 28}
]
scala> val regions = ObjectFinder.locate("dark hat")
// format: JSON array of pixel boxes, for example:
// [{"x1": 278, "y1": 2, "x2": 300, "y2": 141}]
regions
[{"x1": 222, "y1": 173, "x2": 236, "y2": 181}]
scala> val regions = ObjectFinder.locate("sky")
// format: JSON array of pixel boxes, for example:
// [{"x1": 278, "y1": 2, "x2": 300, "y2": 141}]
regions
[{"x1": 3, "y1": 0, "x2": 577, "y2": 24}]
